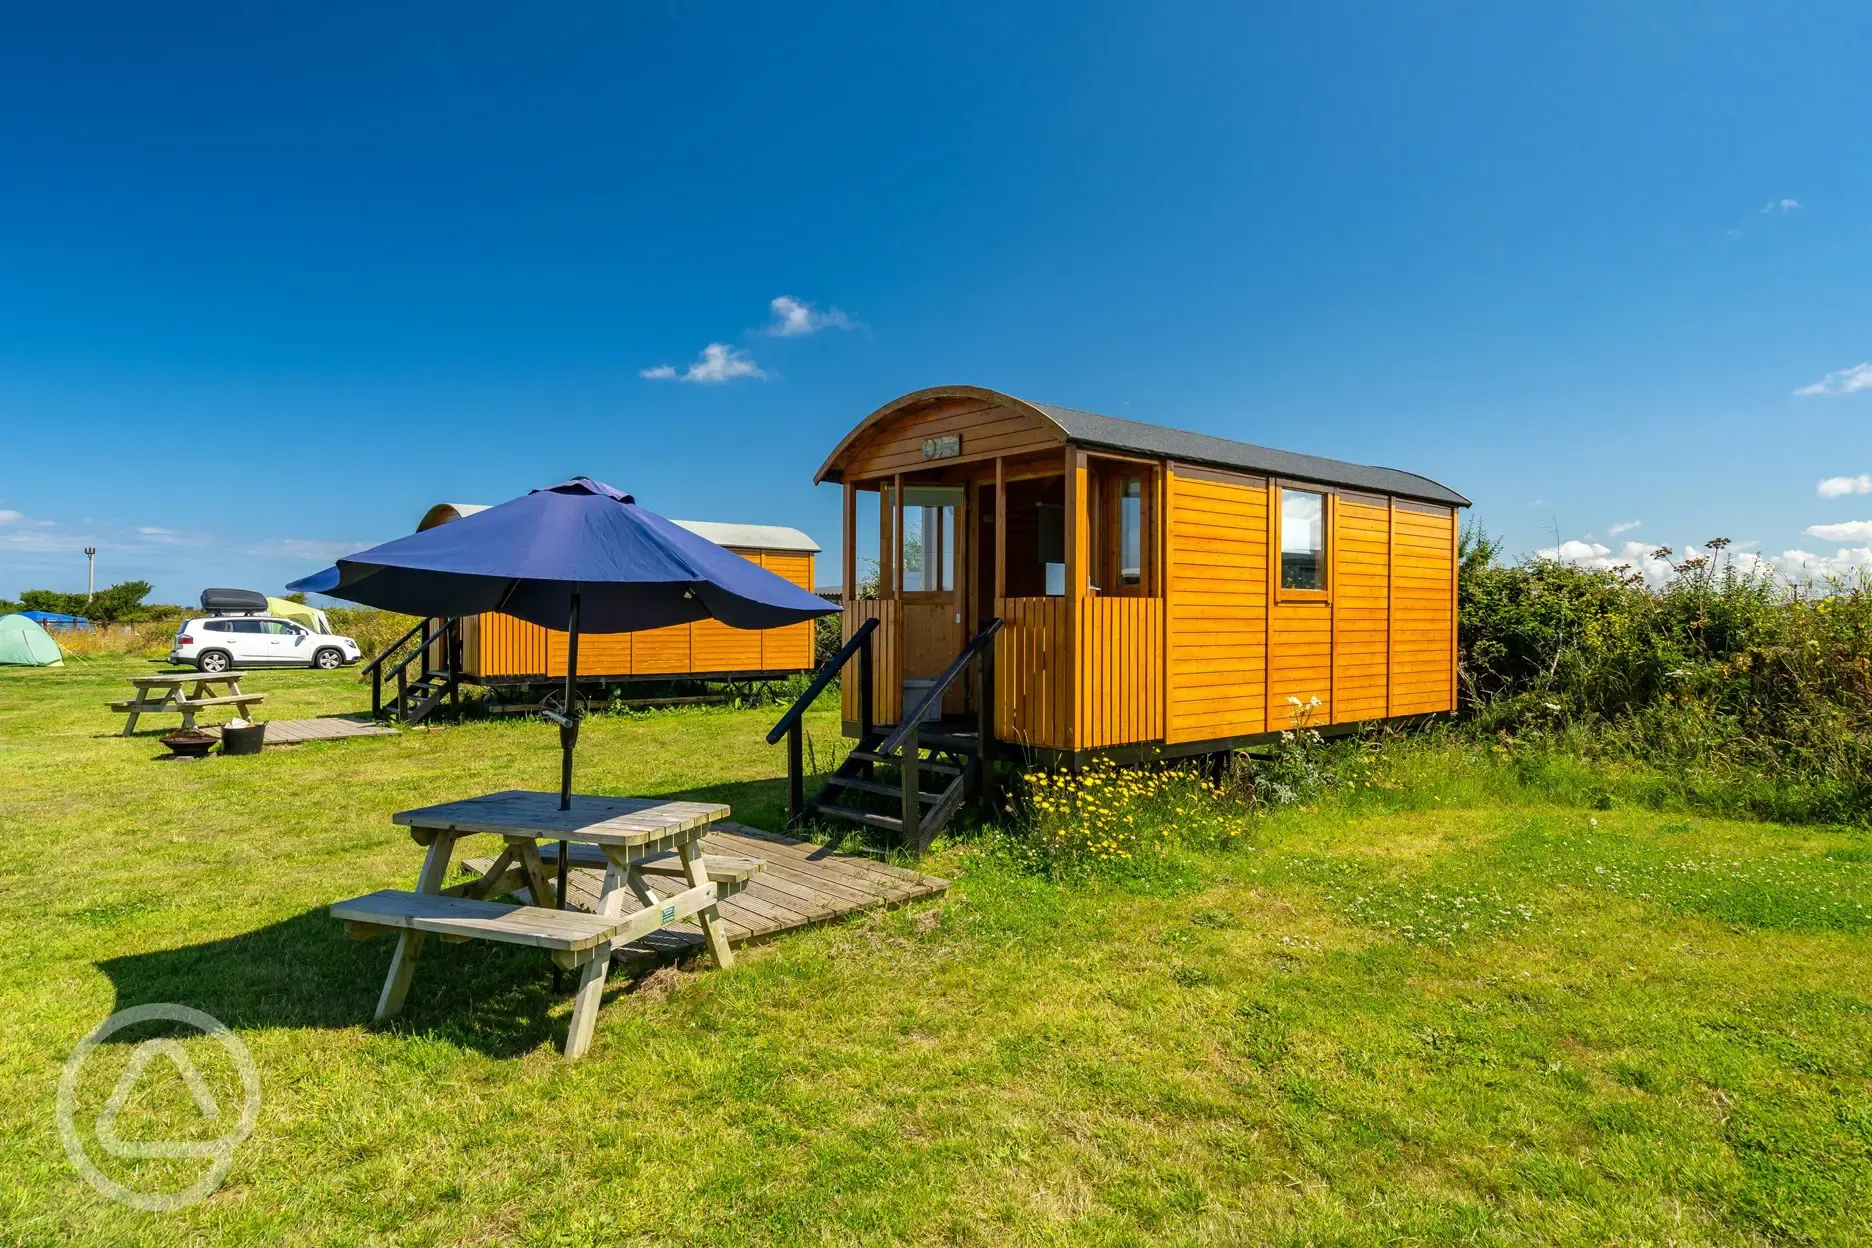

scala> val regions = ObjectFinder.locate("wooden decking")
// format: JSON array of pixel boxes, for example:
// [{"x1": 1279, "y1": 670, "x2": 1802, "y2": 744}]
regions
[
  {"x1": 464, "y1": 820, "x2": 947, "y2": 966},
  {"x1": 201, "y1": 716, "x2": 398, "y2": 745}
]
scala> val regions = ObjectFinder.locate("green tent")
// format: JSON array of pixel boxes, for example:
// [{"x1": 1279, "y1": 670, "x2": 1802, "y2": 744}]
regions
[
  {"x1": 266, "y1": 596, "x2": 324, "y2": 632},
  {"x1": 0, "y1": 614, "x2": 64, "y2": 666}
]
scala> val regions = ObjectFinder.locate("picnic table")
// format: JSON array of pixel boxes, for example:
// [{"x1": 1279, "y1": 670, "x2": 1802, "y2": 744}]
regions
[
  {"x1": 109, "y1": 671, "x2": 266, "y2": 736},
  {"x1": 331, "y1": 789, "x2": 760, "y2": 1060}
]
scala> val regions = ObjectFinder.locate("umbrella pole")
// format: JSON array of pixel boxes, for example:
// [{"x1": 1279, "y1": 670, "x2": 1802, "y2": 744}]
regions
[{"x1": 553, "y1": 589, "x2": 581, "y2": 992}]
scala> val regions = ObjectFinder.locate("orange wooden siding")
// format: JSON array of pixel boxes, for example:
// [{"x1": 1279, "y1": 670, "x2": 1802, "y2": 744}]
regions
[
  {"x1": 1390, "y1": 503, "x2": 1456, "y2": 715},
  {"x1": 839, "y1": 599, "x2": 901, "y2": 725},
  {"x1": 759, "y1": 553, "x2": 817, "y2": 670},
  {"x1": 1159, "y1": 473, "x2": 1454, "y2": 742},
  {"x1": 1331, "y1": 494, "x2": 1391, "y2": 722},
  {"x1": 993, "y1": 597, "x2": 1069, "y2": 748},
  {"x1": 1076, "y1": 597, "x2": 1164, "y2": 748},
  {"x1": 462, "y1": 549, "x2": 815, "y2": 680},
  {"x1": 1268, "y1": 603, "x2": 1332, "y2": 728},
  {"x1": 1165, "y1": 466, "x2": 1268, "y2": 744}
]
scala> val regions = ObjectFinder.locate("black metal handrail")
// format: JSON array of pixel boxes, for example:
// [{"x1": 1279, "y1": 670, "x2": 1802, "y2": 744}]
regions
[
  {"x1": 766, "y1": 616, "x2": 878, "y2": 745},
  {"x1": 360, "y1": 616, "x2": 434, "y2": 679},
  {"x1": 365, "y1": 616, "x2": 458, "y2": 721},
  {"x1": 878, "y1": 618, "x2": 1003, "y2": 758},
  {"x1": 769, "y1": 616, "x2": 878, "y2": 826}
]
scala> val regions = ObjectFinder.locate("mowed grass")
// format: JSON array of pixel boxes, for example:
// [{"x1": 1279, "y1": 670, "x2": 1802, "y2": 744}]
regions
[{"x1": 2, "y1": 658, "x2": 1870, "y2": 1245}]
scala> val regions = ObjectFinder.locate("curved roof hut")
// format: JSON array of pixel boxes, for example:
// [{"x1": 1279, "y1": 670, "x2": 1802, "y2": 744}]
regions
[{"x1": 817, "y1": 384, "x2": 1466, "y2": 758}]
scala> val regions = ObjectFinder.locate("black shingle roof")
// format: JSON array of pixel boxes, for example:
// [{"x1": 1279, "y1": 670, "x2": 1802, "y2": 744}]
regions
[{"x1": 1031, "y1": 402, "x2": 1470, "y2": 508}]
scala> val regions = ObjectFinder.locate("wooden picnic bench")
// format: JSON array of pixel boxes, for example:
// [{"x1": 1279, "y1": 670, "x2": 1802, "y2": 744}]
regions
[
  {"x1": 110, "y1": 671, "x2": 266, "y2": 736},
  {"x1": 331, "y1": 789, "x2": 756, "y2": 1060}
]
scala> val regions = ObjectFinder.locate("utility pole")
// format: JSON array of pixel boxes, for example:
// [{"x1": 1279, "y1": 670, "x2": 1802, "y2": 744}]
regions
[{"x1": 84, "y1": 547, "x2": 97, "y2": 607}]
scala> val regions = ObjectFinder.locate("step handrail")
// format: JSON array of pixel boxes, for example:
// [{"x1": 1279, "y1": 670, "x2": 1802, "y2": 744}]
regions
[
  {"x1": 877, "y1": 618, "x2": 1003, "y2": 758},
  {"x1": 365, "y1": 616, "x2": 458, "y2": 721},
  {"x1": 766, "y1": 616, "x2": 878, "y2": 745},
  {"x1": 360, "y1": 616, "x2": 440, "y2": 680}
]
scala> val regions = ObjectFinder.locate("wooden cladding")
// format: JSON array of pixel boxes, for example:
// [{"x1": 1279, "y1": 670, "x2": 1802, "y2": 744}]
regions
[
  {"x1": 1160, "y1": 462, "x2": 1456, "y2": 743},
  {"x1": 1332, "y1": 494, "x2": 1391, "y2": 722},
  {"x1": 838, "y1": 399, "x2": 1063, "y2": 481},
  {"x1": 1166, "y1": 466, "x2": 1267, "y2": 744},
  {"x1": 993, "y1": 597, "x2": 1069, "y2": 748},
  {"x1": 1389, "y1": 502, "x2": 1456, "y2": 716},
  {"x1": 1076, "y1": 597, "x2": 1164, "y2": 748},
  {"x1": 461, "y1": 550, "x2": 816, "y2": 680},
  {"x1": 990, "y1": 597, "x2": 1162, "y2": 750},
  {"x1": 839, "y1": 599, "x2": 901, "y2": 726}
]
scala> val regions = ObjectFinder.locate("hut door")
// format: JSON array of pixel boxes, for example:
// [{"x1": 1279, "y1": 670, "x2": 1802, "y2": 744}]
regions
[{"x1": 899, "y1": 484, "x2": 968, "y2": 717}]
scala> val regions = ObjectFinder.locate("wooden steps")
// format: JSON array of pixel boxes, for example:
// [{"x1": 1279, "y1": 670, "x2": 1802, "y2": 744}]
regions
[
  {"x1": 825, "y1": 776, "x2": 939, "y2": 803},
  {"x1": 845, "y1": 749, "x2": 962, "y2": 776},
  {"x1": 804, "y1": 722, "x2": 981, "y2": 852},
  {"x1": 809, "y1": 801, "x2": 904, "y2": 833}
]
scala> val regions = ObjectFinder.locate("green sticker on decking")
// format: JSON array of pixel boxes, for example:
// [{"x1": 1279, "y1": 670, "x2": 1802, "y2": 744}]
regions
[{"x1": 659, "y1": 903, "x2": 677, "y2": 923}]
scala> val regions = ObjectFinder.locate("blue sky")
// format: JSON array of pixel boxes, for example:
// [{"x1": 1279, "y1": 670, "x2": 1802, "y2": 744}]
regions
[{"x1": 3, "y1": 2, "x2": 1869, "y2": 602}]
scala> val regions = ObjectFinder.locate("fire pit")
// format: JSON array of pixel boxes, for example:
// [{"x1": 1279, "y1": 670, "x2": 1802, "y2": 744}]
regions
[{"x1": 159, "y1": 730, "x2": 218, "y2": 759}]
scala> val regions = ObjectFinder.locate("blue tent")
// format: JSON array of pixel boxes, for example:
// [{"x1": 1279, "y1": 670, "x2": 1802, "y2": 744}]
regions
[{"x1": 21, "y1": 610, "x2": 88, "y2": 629}]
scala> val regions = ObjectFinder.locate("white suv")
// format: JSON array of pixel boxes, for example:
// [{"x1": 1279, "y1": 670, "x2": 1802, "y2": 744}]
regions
[{"x1": 171, "y1": 617, "x2": 363, "y2": 672}]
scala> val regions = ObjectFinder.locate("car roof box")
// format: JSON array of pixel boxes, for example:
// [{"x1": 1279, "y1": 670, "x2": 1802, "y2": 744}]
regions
[{"x1": 200, "y1": 588, "x2": 270, "y2": 615}]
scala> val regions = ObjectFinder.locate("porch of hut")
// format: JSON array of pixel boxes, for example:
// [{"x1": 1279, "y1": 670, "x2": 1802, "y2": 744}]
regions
[{"x1": 832, "y1": 425, "x2": 1167, "y2": 759}]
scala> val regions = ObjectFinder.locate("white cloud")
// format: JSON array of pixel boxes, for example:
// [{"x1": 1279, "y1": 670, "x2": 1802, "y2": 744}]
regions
[
  {"x1": 0, "y1": 510, "x2": 20, "y2": 524},
  {"x1": 1818, "y1": 474, "x2": 1872, "y2": 498},
  {"x1": 1770, "y1": 547, "x2": 1872, "y2": 581},
  {"x1": 1537, "y1": 538, "x2": 1680, "y2": 588},
  {"x1": 641, "y1": 342, "x2": 768, "y2": 384},
  {"x1": 766, "y1": 295, "x2": 852, "y2": 337},
  {"x1": 0, "y1": 526, "x2": 93, "y2": 555},
  {"x1": 1794, "y1": 362, "x2": 1872, "y2": 398},
  {"x1": 1762, "y1": 198, "x2": 1802, "y2": 214},
  {"x1": 1805, "y1": 520, "x2": 1872, "y2": 542},
  {"x1": 1607, "y1": 519, "x2": 1641, "y2": 536}
]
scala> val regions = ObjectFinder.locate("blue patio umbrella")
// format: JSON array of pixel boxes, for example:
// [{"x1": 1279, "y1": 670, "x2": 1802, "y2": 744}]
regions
[{"x1": 290, "y1": 478, "x2": 834, "y2": 822}]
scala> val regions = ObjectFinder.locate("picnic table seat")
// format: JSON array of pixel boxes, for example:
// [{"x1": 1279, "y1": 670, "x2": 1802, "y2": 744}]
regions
[
  {"x1": 333, "y1": 873, "x2": 745, "y2": 972},
  {"x1": 333, "y1": 889, "x2": 623, "y2": 957}
]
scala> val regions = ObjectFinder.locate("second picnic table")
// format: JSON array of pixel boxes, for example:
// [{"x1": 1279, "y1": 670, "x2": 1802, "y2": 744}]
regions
[
  {"x1": 110, "y1": 670, "x2": 266, "y2": 736},
  {"x1": 332, "y1": 789, "x2": 761, "y2": 1060}
]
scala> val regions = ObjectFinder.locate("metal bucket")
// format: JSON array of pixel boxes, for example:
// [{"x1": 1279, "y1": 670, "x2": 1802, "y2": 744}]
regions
[
  {"x1": 220, "y1": 723, "x2": 266, "y2": 756},
  {"x1": 901, "y1": 679, "x2": 941, "y2": 725}
]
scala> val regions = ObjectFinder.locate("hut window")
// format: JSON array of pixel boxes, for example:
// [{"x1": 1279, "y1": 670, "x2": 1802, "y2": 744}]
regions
[
  {"x1": 1119, "y1": 477, "x2": 1143, "y2": 587},
  {"x1": 1037, "y1": 503, "x2": 1065, "y2": 595},
  {"x1": 902, "y1": 485, "x2": 961, "y2": 594},
  {"x1": 1280, "y1": 489, "x2": 1325, "y2": 591}
]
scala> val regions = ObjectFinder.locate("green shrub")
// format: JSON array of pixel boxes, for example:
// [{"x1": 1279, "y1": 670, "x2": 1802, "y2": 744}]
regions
[{"x1": 1459, "y1": 528, "x2": 1872, "y2": 824}]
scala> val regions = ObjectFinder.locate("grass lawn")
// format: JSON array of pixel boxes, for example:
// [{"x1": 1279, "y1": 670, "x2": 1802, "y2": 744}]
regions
[{"x1": 3, "y1": 657, "x2": 1870, "y2": 1245}]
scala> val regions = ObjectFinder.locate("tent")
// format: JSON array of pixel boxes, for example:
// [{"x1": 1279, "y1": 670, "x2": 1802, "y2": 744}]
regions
[
  {"x1": 0, "y1": 614, "x2": 65, "y2": 666},
  {"x1": 20, "y1": 610, "x2": 88, "y2": 629},
  {"x1": 266, "y1": 597, "x2": 330, "y2": 633}
]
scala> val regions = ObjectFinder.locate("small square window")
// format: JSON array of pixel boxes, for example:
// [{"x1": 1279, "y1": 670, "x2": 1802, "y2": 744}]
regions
[{"x1": 1280, "y1": 489, "x2": 1325, "y2": 591}]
